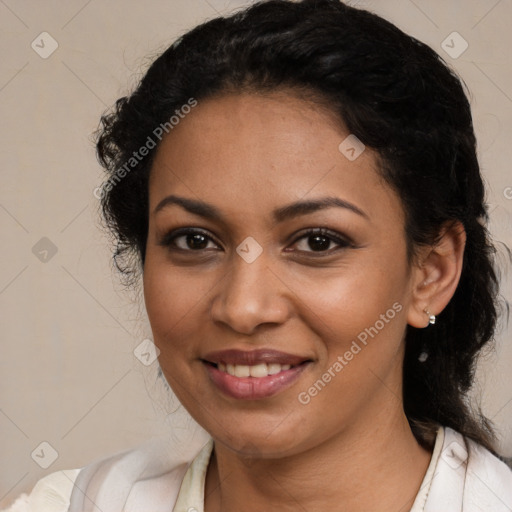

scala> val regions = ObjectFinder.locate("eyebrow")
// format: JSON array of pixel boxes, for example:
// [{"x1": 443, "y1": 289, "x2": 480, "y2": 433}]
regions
[{"x1": 153, "y1": 194, "x2": 369, "y2": 225}]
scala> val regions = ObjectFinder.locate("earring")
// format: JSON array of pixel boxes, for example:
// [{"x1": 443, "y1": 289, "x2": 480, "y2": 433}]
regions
[{"x1": 424, "y1": 308, "x2": 436, "y2": 326}]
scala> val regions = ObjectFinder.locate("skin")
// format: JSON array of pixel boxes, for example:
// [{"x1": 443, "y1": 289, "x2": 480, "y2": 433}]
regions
[{"x1": 143, "y1": 90, "x2": 466, "y2": 512}]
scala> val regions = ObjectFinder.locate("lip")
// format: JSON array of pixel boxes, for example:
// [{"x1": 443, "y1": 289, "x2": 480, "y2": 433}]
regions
[
  {"x1": 202, "y1": 348, "x2": 310, "y2": 366},
  {"x1": 203, "y1": 360, "x2": 311, "y2": 400}
]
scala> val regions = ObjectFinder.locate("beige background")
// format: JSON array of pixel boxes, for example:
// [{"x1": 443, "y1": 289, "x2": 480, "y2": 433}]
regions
[{"x1": 1, "y1": 0, "x2": 511, "y2": 506}]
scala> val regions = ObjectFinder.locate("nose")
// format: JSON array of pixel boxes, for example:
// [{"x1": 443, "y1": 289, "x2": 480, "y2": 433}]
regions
[{"x1": 209, "y1": 250, "x2": 292, "y2": 336}]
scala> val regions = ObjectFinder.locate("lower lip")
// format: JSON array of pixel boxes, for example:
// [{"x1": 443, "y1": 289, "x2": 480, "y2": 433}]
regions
[{"x1": 204, "y1": 362, "x2": 310, "y2": 400}]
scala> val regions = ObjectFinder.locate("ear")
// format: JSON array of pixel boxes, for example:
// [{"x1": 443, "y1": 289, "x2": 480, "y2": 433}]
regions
[{"x1": 407, "y1": 221, "x2": 466, "y2": 328}]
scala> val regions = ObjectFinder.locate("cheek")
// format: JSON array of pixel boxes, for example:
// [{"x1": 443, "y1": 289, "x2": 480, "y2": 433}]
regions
[
  {"x1": 142, "y1": 255, "x2": 211, "y2": 360},
  {"x1": 289, "y1": 269, "x2": 407, "y2": 433},
  {"x1": 289, "y1": 253, "x2": 409, "y2": 388},
  {"x1": 296, "y1": 259, "x2": 406, "y2": 334}
]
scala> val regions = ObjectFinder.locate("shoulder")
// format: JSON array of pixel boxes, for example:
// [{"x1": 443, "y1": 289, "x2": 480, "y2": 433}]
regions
[
  {"x1": 2, "y1": 437, "x2": 210, "y2": 512},
  {"x1": 435, "y1": 427, "x2": 512, "y2": 511},
  {"x1": 1, "y1": 469, "x2": 80, "y2": 512},
  {"x1": 461, "y1": 429, "x2": 512, "y2": 509}
]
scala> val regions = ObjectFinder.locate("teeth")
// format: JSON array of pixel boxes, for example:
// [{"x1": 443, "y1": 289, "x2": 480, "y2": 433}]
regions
[
  {"x1": 235, "y1": 365, "x2": 250, "y2": 377},
  {"x1": 268, "y1": 363, "x2": 282, "y2": 375},
  {"x1": 250, "y1": 363, "x2": 268, "y2": 378},
  {"x1": 217, "y1": 362, "x2": 294, "y2": 378}
]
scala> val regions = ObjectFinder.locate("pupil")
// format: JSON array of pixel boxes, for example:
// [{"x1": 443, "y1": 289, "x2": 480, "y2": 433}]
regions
[
  {"x1": 188, "y1": 234, "x2": 207, "y2": 249},
  {"x1": 310, "y1": 235, "x2": 329, "y2": 251}
]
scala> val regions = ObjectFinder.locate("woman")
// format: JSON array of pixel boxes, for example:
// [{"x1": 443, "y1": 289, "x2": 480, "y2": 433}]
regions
[{"x1": 4, "y1": 0, "x2": 511, "y2": 511}]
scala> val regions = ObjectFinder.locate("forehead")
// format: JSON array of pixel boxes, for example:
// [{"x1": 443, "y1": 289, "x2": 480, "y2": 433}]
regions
[{"x1": 148, "y1": 91, "x2": 402, "y2": 227}]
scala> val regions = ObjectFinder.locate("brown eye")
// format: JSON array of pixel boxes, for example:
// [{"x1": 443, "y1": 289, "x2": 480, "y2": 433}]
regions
[
  {"x1": 159, "y1": 228, "x2": 220, "y2": 251},
  {"x1": 290, "y1": 228, "x2": 352, "y2": 255},
  {"x1": 158, "y1": 227, "x2": 352, "y2": 257}
]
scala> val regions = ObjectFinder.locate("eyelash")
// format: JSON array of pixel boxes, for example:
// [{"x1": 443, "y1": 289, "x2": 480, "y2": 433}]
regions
[{"x1": 158, "y1": 227, "x2": 353, "y2": 257}]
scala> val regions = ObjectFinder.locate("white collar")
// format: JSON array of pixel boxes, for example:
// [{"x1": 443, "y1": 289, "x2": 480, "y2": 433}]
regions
[
  {"x1": 68, "y1": 426, "x2": 512, "y2": 512},
  {"x1": 425, "y1": 427, "x2": 512, "y2": 511}
]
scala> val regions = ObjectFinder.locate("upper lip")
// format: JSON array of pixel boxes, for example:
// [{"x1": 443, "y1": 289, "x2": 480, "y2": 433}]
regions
[{"x1": 202, "y1": 349, "x2": 312, "y2": 366}]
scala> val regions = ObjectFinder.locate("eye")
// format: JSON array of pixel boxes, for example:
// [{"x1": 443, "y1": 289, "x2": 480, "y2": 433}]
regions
[
  {"x1": 158, "y1": 227, "x2": 353, "y2": 256},
  {"x1": 288, "y1": 228, "x2": 352, "y2": 255},
  {"x1": 158, "y1": 228, "x2": 220, "y2": 252}
]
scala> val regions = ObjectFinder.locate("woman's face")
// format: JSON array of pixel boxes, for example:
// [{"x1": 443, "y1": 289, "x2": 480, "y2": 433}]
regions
[{"x1": 143, "y1": 91, "x2": 420, "y2": 458}]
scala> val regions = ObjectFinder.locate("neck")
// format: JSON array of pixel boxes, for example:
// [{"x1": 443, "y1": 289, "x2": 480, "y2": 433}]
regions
[{"x1": 204, "y1": 401, "x2": 433, "y2": 512}]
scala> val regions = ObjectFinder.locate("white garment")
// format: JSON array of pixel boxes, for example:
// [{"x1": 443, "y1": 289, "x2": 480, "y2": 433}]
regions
[{"x1": 3, "y1": 427, "x2": 512, "y2": 512}]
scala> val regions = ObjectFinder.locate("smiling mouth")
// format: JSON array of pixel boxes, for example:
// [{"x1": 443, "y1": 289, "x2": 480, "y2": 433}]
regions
[
  {"x1": 202, "y1": 358, "x2": 312, "y2": 400},
  {"x1": 203, "y1": 361, "x2": 309, "y2": 378}
]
